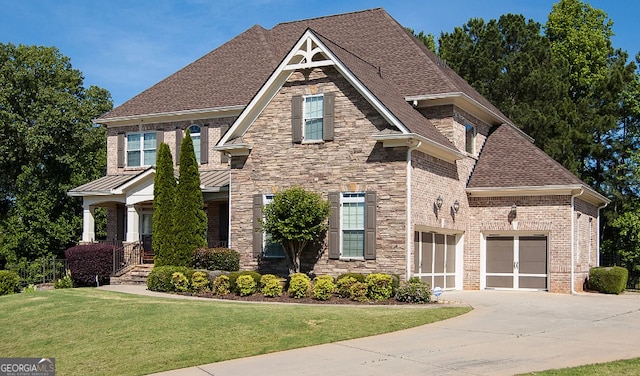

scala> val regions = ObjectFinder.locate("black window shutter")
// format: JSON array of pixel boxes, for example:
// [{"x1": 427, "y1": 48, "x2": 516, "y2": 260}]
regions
[
  {"x1": 291, "y1": 95, "x2": 303, "y2": 143},
  {"x1": 220, "y1": 125, "x2": 229, "y2": 163},
  {"x1": 323, "y1": 92, "x2": 334, "y2": 141},
  {"x1": 200, "y1": 124, "x2": 209, "y2": 164},
  {"x1": 175, "y1": 127, "x2": 182, "y2": 165},
  {"x1": 328, "y1": 192, "x2": 340, "y2": 259},
  {"x1": 117, "y1": 132, "x2": 125, "y2": 168},
  {"x1": 252, "y1": 194, "x2": 263, "y2": 258},
  {"x1": 364, "y1": 191, "x2": 377, "y2": 260}
]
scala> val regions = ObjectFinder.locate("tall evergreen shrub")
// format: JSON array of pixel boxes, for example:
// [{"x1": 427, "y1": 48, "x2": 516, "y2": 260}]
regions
[
  {"x1": 173, "y1": 131, "x2": 207, "y2": 266},
  {"x1": 153, "y1": 143, "x2": 176, "y2": 266}
]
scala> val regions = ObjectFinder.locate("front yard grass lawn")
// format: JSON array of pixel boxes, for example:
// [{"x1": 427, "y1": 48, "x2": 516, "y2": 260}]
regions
[
  {"x1": 0, "y1": 288, "x2": 471, "y2": 376},
  {"x1": 519, "y1": 358, "x2": 640, "y2": 375}
]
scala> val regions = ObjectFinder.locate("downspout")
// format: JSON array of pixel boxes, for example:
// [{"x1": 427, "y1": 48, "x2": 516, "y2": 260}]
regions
[
  {"x1": 406, "y1": 139, "x2": 421, "y2": 281},
  {"x1": 570, "y1": 188, "x2": 584, "y2": 294},
  {"x1": 226, "y1": 153, "x2": 232, "y2": 248},
  {"x1": 596, "y1": 201, "x2": 609, "y2": 267}
]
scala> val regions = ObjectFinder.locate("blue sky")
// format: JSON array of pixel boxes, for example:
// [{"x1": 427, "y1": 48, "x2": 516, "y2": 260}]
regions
[{"x1": 1, "y1": 0, "x2": 638, "y2": 108}]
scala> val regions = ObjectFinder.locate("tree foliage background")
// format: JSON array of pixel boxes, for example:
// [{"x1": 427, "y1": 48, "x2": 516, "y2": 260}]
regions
[
  {"x1": 414, "y1": 0, "x2": 640, "y2": 275},
  {"x1": 0, "y1": 43, "x2": 112, "y2": 266}
]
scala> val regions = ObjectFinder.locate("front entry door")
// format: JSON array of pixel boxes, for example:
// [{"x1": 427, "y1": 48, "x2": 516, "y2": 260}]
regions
[
  {"x1": 485, "y1": 236, "x2": 548, "y2": 290},
  {"x1": 141, "y1": 213, "x2": 153, "y2": 263}
]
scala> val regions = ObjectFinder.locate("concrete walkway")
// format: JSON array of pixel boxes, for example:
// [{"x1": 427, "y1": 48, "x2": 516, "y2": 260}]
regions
[{"x1": 99, "y1": 285, "x2": 640, "y2": 375}]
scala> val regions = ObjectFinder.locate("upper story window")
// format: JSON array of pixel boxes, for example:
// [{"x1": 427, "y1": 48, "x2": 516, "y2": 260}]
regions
[
  {"x1": 127, "y1": 132, "x2": 156, "y2": 167},
  {"x1": 304, "y1": 95, "x2": 324, "y2": 141},
  {"x1": 465, "y1": 124, "x2": 476, "y2": 155},
  {"x1": 188, "y1": 125, "x2": 201, "y2": 164},
  {"x1": 291, "y1": 93, "x2": 334, "y2": 143}
]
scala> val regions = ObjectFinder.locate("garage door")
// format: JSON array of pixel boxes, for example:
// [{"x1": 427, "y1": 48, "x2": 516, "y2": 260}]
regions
[
  {"x1": 486, "y1": 236, "x2": 547, "y2": 290},
  {"x1": 414, "y1": 232, "x2": 457, "y2": 289}
]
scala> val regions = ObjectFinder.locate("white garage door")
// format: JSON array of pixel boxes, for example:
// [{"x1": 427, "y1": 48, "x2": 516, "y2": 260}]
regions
[{"x1": 485, "y1": 236, "x2": 548, "y2": 290}]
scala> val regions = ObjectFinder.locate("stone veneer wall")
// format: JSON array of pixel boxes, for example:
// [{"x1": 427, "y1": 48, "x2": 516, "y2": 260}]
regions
[
  {"x1": 229, "y1": 66, "x2": 408, "y2": 277},
  {"x1": 105, "y1": 117, "x2": 236, "y2": 174}
]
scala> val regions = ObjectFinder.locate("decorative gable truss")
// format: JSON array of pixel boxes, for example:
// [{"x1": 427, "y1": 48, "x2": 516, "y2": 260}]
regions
[{"x1": 214, "y1": 28, "x2": 463, "y2": 163}]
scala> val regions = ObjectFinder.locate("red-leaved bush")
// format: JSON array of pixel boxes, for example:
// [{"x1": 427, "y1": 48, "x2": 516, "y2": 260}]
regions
[{"x1": 65, "y1": 244, "x2": 115, "y2": 286}]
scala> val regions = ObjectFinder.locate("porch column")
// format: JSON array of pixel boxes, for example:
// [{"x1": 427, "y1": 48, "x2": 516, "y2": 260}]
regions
[
  {"x1": 126, "y1": 205, "x2": 140, "y2": 242},
  {"x1": 81, "y1": 204, "x2": 95, "y2": 242}
]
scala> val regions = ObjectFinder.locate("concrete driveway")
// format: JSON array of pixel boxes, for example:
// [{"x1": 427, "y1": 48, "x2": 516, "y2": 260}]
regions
[{"x1": 145, "y1": 289, "x2": 640, "y2": 376}]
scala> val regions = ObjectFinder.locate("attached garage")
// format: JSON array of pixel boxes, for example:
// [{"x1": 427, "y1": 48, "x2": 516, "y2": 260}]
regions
[
  {"x1": 413, "y1": 231, "x2": 462, "y2": 290},
  {"x1": 483, "y1": 235, "x2": 548, "y2": 290}
]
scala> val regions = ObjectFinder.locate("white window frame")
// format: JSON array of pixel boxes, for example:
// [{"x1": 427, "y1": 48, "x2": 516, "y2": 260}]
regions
[
  {"x1": 303, "y1": 94, "x2": 324, "y2": 142},
  {"x1": 126, "y1": 131, "x2": 156, "y2": 167},
  {"x1": 263, "y1": 194, "x2": 285, "y2": 258},
  {"x1": 340, "y1": 192, "x2": 365, "y2": 259},
  {"x1": 188, "y1": 124, "x2": 201, "y2": 164},
  {"x1": 465, "y1": 124, "x2": 476, "y2": 156}
]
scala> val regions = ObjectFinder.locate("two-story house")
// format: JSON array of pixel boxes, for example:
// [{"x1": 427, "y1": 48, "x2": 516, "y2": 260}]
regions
[{"x1": 69, "y1": 8, "x2": 608, "y2": 293}]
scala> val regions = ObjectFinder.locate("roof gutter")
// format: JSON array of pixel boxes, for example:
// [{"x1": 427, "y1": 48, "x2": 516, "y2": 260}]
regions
[
  {"x1": 96, "y1": 105, "x2": 246, "y2": 126},
  {"x1": 372, "y1": 132, "x2": 464, "y2": 163}
]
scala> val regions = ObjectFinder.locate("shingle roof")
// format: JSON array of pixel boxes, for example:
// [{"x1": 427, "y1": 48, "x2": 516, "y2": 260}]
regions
[
  {"x1": 99, "y1": 8, "x2": 510, "y2": 127},
  {"x1": 468, "y1": 125, "x2": 584, "y2": 188}
]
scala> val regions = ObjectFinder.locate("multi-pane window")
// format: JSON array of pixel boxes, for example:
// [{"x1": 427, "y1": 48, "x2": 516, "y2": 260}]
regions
[
  {"x1": 188, "y1": 124, "x2": 201, "y2": 164},
  {"x1": 127, "y1": 132, "x2": 156, "y2": 167},
  {"x1": 263, "y1": 195, "x2": 285, "y2": 258},
  {"x1": 341, "y1": 192, "x2": 365, "y2": 258},
  {"x1": 465, "y1": 124, "x2": 476, "y2": 155},
  {"x1": 304, "y1": 95, "x2": 324, "y2": 141}
]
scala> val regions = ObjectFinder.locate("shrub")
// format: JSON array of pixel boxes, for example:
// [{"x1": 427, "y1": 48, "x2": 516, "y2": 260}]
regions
[
  {"x1": 228, "y1": 271, "x2": 262, "y2": 292},
  {"x1": 212, "y1": 275, "x2": 231, "y2": 296},
  {"x1": 171, "y1": 272, "x2": 190, "y2": 292},
  {"x1": 589, "y1": 266, "x2": 628, "y2": 294},
  {"x1": 365, "y1": 273, "x2": 394, "y2": 301},
  {"x1": 336, "y1": 276, "x2": 357, "y2": 298},
  {"x1": 192, "y1": 248, "x2": 240, "y2": 271},
  {"x1": 23, "y1": 284, "x2": 37, "y2": 293},
  {"x1": 191, "y1": 271, "x2": 210, "y2": 293},
  {"x1": 147, "y1": 266, "x2": 194, "y2": 292},
  {"x1": 395, "y1": 278, "x2": 431, "y2": 303},
  {"x1": 261, "y1": 277, "x2": 283, "y2": 298},
  {"x1": 350, "y1": 281, "x2": 369, "y2": 302},
  {"x1": 288, "y1": 273, "x2": 311, "y2": 299},
  {"x1": 312, "y1": 276, "x2": 336, "y2": 301},
  {"x1": 0, "y1": 270, "x2": 20, "y2": 295},
  {"x1": 337, "y1": 272, "x2": 365, "y2": 283},
  {"x1": 54, "y1": 270, "x2": 74, "y2": 289},
  {"x1": 65, "y1": 244, "x2": 115, "y2": 286},
  {"x1": 236, "y1": 275, "x2": 257, "y2": 296}
]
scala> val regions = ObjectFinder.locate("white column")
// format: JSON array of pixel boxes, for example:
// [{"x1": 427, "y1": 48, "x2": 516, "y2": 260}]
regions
[
  {"x1": 126, "y1": 205, "x2": 140, "y2": 242},
  {"x1": 81, "y1": 204, "x2": 95, "y2": 242}
]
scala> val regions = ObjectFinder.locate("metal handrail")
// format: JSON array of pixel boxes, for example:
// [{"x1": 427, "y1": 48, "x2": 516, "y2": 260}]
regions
[{"x1": 112, "y1": 241, "x2": 142, "y2": 276}]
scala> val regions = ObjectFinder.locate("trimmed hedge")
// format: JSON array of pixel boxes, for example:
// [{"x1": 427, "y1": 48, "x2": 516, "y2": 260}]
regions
[
  {"x1": 0, "y1": 270, "x2": 20, "y2": 295},
  {"x1": 228, "y1": 271, "x2": 262, "y2": 292},
  {"x1": 192, "y1": 248, "x2": 240, "y2": 271},
  {"x1": 337, "y1": 272, "x2": 365, "y2": 283},
  {"x1": 288, "y1": 273, "x2": 311, "y2": 299},
  {"x1": 365, "y1": 273, "x2": 394, "y2": 301},
  {"x1": 312, "y1": 276, "x2": 336, "y2": 301},
  {"x1": 65, "y1": 244, "x2": 115, "y2": 286},
  {"x1": 589, "y1": 266, "x2": 628, "y2": 294},
  {"x1": 147, "y1": 266, "x2": 194, "y2": 292}
]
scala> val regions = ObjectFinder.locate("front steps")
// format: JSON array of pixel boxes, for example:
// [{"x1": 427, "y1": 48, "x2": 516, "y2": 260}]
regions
[{"x1": 110, "y1": 264, "x2": 153, "y2": 285}]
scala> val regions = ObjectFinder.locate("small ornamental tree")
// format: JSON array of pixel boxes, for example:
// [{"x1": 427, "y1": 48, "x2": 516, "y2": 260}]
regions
[
  {"x1": 262, "y1": 187, "x2": 330, "y2": 274},
  {"x1": 173, "y1": 130, "x2": 207, "y2": 266},
  {"x1": 152, "y1": 143, "x2": 176, "y2": 266}
]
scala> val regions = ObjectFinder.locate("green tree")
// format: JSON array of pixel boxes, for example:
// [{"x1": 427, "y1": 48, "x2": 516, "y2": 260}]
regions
[
  {"x1": 172, "y1": 130, "x2": 207, "y2": 266},
  {"x1": 407, "y1": 28, "x2": 436, "y2": 52},
  {"x1": 0, "y1": 43, "x2": 112, "y2": 263},
  {"x1": 262, "y1": 186, "x2": 330, "y2": 275},
  {"x1": 152, "y1": 143, "x2": 176, "y2": 266}
]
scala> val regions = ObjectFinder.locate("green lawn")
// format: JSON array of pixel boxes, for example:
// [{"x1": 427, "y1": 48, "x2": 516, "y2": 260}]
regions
[
  {"x1": 519, "y1": 358, "x2": 640, "y2": 375},
  {"x1": 0, "y1": 288, "x2": 471, "y2": 376}
]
